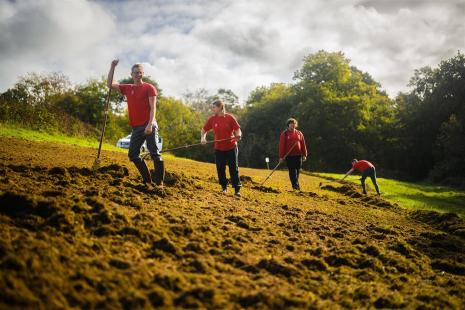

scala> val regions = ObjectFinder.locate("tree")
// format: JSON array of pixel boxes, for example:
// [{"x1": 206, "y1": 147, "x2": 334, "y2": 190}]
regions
[
  {"x1": 239, "y1": 51, "x2": 395, "y2": 172},
  {"x1": 183, "y1": 88, "x2": 242, "y2": 116},
  {"x1": 292, "y1": 50, "x2": 395, "y2": 171},
  {"x1": 182, "y1": 88, "x2": 211, "y2": 116},
  {"x1": 395, "y1": 51, "x2": 465, "y2": 181}
]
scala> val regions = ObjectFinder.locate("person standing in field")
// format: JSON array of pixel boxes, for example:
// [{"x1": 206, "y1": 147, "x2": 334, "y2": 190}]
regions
[
  {"x1": 341, "y1": 159, "x2": 380, "y2": 195},
  {"x1": 279, "y1": 118, "x2": 308, "y2": 191},
  {"x1": 201, "y1": 100, "x2": 242, "y2": 197},
  {"x1": 107, "y1": 59, "x2": 164, "y2": 185}
]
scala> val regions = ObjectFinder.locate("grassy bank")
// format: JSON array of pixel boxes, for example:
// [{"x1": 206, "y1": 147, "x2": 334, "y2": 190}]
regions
[
  {"x1": 0, "y1": 122, "x2": 124, "y2": 153},
  {"x1": 316, "y1": 172, "x2": 465, "y2": 217}
]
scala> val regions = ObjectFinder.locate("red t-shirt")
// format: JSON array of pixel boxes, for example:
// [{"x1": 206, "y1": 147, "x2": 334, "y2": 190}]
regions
[
  {"x1": 203, "y1": 113, "x2": 240, "y2": 151},
  {"x1": 279, "y1": 129, "x2": 308, "y2": 159},
  {"x1": 352, "y1": 160, "x2": 374, "y2": 173},
  {"x1": 119, "y1": 83, "x2": 157, "y2": 127}
]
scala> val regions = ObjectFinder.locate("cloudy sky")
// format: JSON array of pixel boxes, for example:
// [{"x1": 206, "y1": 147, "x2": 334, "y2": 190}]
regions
[{"x1": 0, "y1": 0, "x2": 464, "y2": 101}]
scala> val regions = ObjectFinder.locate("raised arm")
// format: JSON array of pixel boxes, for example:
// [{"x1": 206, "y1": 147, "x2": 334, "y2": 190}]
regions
[{"x1": 108, "y1": 59, "x2": 121, "y2": 92}]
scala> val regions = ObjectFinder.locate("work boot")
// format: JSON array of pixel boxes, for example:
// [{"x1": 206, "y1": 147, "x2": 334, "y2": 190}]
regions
[
  {"x1": 152, "y1": 159, "x2": 165, "y2": 186},
  {"x1": 133, "y1": 160, "x2": 152, "y2": 184}
]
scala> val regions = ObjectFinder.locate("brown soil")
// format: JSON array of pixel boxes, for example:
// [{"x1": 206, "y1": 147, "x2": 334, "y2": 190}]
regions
[{"x1": 0, "y1": 137, "x2": 464, "y2": 309}]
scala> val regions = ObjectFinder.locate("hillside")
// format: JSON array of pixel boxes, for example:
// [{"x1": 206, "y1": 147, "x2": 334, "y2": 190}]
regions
[{"x1": 0, "y1": 137, "x2": 464, "y2": 309}]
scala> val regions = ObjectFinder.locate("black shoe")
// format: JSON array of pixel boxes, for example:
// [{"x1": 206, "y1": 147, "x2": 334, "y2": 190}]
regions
[
  {"x1": 221, "y1": 186, "x2": 227, "y2": 194},
  {"x1": 234, "y1": 189, "x2": 241, "y2": 197}
]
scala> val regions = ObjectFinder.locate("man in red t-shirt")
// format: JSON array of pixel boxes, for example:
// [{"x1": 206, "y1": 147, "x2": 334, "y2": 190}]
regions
[
  {"x1": 107, "y1": 59, "x2": 164, "y2": 185},
  {"x1": 201, "y1": 100, "x2": 242, "y2": 196},
  {"x1": 342, "y1": 159, "x2": 380, "y2": 195},
  {"x1": 279, "y1": 118, "x2": 308, "y2": 190}
]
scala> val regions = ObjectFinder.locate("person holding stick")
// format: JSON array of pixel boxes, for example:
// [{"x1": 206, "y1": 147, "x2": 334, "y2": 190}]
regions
[
  {"x1": 341, "y1": 159, "x2": 380, "y2": 195},
  {"x1": 107, "y1": 60, "x2": 164, "y2": 185},
  {"x1": 279, "y1": 118, "x2": 308, "y2": 190},
  {"x1": 201, "y1": 100, "x2": 242, "y2": 196}
]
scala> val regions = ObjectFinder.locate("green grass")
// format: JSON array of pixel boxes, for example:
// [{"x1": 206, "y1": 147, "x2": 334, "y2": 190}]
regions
[
  {"x1": 316, "y1": 172, "x2": 465, "y2": 217},
  {"x1": 0, "y1": 122, "x2": 180, "y2": 162},
  {"x1": 0, "y1": 123, "x2": 125, "y2": 153}
]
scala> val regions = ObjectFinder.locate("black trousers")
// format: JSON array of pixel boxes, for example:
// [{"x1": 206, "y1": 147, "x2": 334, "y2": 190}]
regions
[
  {"x1": 215, "y1": 147, "x2": 241, "y2": 190},
  {"x1": 128, "y1": 124, "x2": 162, "y2": 164},
  {"x1": 286, "y1": 155, "x2": 302, "y2": 189},
  {"x1": 361, "y1": 167, "x2": 380, "y2": 194}
]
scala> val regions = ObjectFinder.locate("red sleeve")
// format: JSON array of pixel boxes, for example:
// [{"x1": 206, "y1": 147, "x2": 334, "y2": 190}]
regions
[
  {"x1": 228, "y1": 114, "x2": 240, "y2": 131},
  {"x1": 147, "y1": 84, "x2": 157, "y2": 97},
  {"x1": 203, "y1": 117, "x2": 213, "y2": 131},
  {"x1": 279, "y1": 132, "x2": 286, "y2": 159},
  {"x1": 119, "y1": 84, "x2": 130, "y2": 95},
  {"x1": 300, "y1": 132, "x2": 308, "y2": 157}
]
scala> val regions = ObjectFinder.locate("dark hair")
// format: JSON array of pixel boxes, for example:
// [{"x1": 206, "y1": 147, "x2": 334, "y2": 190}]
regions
[
  {"x1": 352, "y1": 159, "x2": 358, "y2": 163},
  {"x1": 212, "y1": 100, "x2": 225, "y2": 112},
  {"x1": 287, "y1": 118, "x2": 298, "y2": 127}
]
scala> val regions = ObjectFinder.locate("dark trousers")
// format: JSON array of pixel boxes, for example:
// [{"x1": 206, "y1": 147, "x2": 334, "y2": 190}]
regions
[
  {"x1": 129, "y1": 124, "x2": 162, "y2": 164},
  {"x1": 286, "y1": 156, "x2": 302, "y2": 189},
  {"x1": 215, "y1": 147, "x2": 241, "y2": 190},
  {"x1": 361, "y1": 167, "x2": 380, "y2": 194}
]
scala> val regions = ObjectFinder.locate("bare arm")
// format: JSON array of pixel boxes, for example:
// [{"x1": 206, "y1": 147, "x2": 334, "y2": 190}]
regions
[
  {"x1": 144, "y1": 96, "x2": 156, "y2": 135},
  {"x1": 108, "y1": 59, "x2": 120, "y2": 92},
  {"x1": 234, "y1": 128, "x2": 242, "y2": 140},
  {"x1": 200, "y1": 128, "x2": 207, "y2": 143}
]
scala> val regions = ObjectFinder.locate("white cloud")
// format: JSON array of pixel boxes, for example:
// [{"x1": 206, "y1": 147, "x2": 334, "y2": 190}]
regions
[{"x1": 0, "y1": 0, "x2": 464, "y2": 101}]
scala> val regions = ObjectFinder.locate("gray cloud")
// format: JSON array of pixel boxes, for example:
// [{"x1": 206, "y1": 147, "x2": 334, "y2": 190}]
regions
[{"x1": 0, "y1": 0, "x2": 463, "y2": 101}]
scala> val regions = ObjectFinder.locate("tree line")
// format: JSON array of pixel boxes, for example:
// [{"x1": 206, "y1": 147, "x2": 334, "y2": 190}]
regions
[
  {"x1": 1, "y1": 50, "x2": 464, "y2": 186},
  {"x1": 240, "y1": 51, "x2": 465, "y2": 187}
]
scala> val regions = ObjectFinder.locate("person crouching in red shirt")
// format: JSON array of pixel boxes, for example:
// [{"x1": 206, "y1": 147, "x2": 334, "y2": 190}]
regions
[
  {"x1": 279, "y1": 118, "x2": 308, "y2": 190},
  {"x1": 107, "y1": 60, "x2": 164, "y2": 185},
  {"x1": 341, "y1": 159, "x2": 380, "y2": 195},
  {"x1": 201, "y1": 100, "x2": 242, "y2": 197}
]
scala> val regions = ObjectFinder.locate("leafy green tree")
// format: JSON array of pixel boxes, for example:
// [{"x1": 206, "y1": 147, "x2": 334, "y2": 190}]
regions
[
  {"x1": 240, "y1": 51, "x2": 395, "y2": 172},
  {"x1": 183, "y1": 88, "x2": 242, "y2": 117},
  {"x1": 395, "y1": 52, "x2": 465, "y2": 182},
  {"x1": 239, "y1": 83, "x2": 297, "y2": 167},
  {"x1": 182, "y1": 88, "x2": 211, "y2": 116}
]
